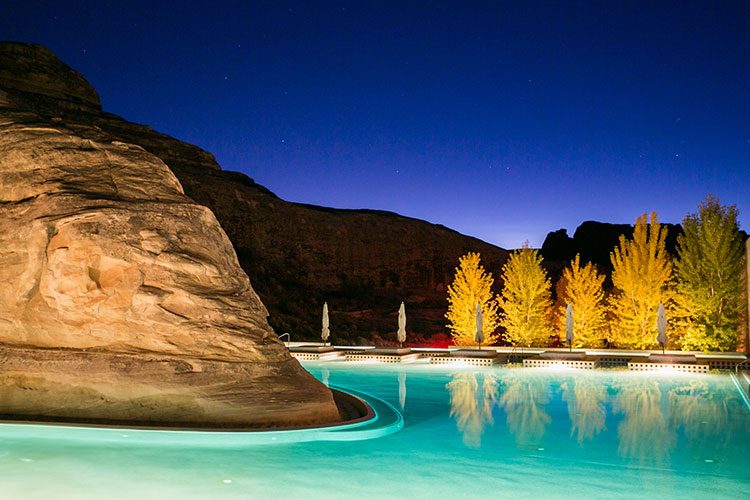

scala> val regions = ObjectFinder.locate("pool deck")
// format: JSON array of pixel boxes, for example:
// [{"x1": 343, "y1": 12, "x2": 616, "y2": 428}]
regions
[{"x1": 288, "y1": 343, "x2": 749, "y2": 372}]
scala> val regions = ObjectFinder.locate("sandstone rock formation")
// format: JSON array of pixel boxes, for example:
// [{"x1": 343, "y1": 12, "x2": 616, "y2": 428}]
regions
[
  {"x1": 0, "y1": 42, "x2": 510, "y2": 347},
  {"x1": 0, "y1": 42, "x2": 339, "y2": 427},
  {"x1": 171, "y1": 176, "x2": 510, "y2": 343}
]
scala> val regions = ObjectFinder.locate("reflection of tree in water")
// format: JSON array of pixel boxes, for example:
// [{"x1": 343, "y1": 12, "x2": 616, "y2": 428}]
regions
[
  {"x1": 498, "y1": 372, "x2": 550, "y2": 447},
  {"x1": 614, "y1": 378, "x2": 675, "y2": 462},
  {"x1": 668, "y1": 379, "x2": 732, "y2": 454},
  {"x1": 561, "y1": 376, "x2": 607, "y2": 444},
  {"x1": 446, "y1": 371, "x2": 499, "y2": 448}
]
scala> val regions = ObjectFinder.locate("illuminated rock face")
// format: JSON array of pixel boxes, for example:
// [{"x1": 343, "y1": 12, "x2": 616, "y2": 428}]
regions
[
  {"x1": 0, "y1": 43, "x2": 339, "y2": 427},
  {"x1": 0, "y1": 43, "x2": 510, "y2": 350}
]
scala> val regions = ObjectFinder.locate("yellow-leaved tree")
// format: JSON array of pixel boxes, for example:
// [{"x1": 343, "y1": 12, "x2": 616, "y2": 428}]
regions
[
  {"x1": 499, "y1": 244, "x2": 552, "y2": 346},
  {"x1": 445, "y1": 252, "x2": 500, "y2": 346},
  {"x1": 609, "y1": 212, "x2": 673, "y2": 348},
  {"x1": 555, "y1": 254, "x2": 607, "y2": 347},
  {"x1": 673, "y1": 195, "x2": 745, "y2": 351}
]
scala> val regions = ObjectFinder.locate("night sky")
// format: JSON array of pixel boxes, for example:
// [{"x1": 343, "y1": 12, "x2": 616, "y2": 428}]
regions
[{"x1": 4, "y1": 1, "x2": 748, "y2": 248}]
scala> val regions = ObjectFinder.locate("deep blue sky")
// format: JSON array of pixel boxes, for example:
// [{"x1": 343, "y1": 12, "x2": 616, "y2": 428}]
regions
[{"x1": 4, "y1": 1, "x2": 748, "y2": 248}]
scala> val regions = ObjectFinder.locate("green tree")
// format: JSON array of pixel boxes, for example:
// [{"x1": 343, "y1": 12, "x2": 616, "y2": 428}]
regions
[
  {"x1": 555, "y1": 254, "x2": 607, "y2": 347},
  {"x1": 609, "y1": 212, "x2": 673, "y2": 349},
  {"x1": 445, "y1": 252, "x2": 501, "y2": 346},
  {"x1": 499, "y1": 244, "x2": 552, "y2": 346},
  {"x1": 674, "y1": 195, "x2": 745, "y2": 351}
]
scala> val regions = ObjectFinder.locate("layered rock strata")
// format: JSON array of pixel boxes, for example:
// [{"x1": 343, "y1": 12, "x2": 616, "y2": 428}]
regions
[
  {"x1": 0, "y1": 42, "x2": 339, "y2": 427},
  {"x1": 1, "y1": 42, "x2": 510, "y2": 346}
]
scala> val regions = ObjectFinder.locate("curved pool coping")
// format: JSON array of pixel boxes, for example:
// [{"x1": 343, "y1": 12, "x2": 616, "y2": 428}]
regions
[{"x1": 0, "y1": 385, "x2": 404, "y2": 446}]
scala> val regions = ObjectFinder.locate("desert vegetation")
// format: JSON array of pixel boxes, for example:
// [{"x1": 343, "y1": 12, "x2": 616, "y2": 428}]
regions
[{"x1": 445, "y1": 195, "x2": 747, "y2": 351}]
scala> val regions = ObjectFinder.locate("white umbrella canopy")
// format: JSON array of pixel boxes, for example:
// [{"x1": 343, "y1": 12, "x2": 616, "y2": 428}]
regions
[
  {"x1": 656, "y1": 302, "x2": 668, "y2": 354},
  {"x1": 474, "y1": 302, "x2": 484, "y2": 348},
  {"x1": 565, "y1": 303, "x2": 575, "y2": 350},
  {"x1": 321, "y1": 302, "x2": 330, "y2": 345},
  {"x1": 397, "y1": 302, "x2": 406, "y2": 347}
]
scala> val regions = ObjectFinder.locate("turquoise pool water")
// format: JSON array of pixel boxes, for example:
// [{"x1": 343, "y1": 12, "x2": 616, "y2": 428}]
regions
[{"x1": 1, "y1": 363, "x2": 748, "y2": 499}]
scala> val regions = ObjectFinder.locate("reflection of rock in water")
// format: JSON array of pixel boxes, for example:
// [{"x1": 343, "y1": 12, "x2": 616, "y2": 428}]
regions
[
  {"x1": 398, "y1": 371, "x2": 406, "y2": 410},
  {"x1": 561, "y1": 376, "x2": 607, "y2": 443},
  {"x1": 498, "y1": 372, "x2": 550, "y2": 447},
  {"x1": 614, "y1": 379, "x2": 675, "y2": 462},
  {"x1": 446, "y1": 371, "x2": 499, "y2": 448}
]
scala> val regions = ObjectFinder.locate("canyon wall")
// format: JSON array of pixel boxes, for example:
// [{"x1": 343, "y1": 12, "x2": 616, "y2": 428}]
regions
[{"x1": 0, "y1": 42, "x2": 339, "y2": 426}]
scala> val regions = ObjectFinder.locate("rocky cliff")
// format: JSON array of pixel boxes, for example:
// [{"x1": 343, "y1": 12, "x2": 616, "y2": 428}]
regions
[
  {"x1": 0, "y1": 42, "x2": 339, "y2": 427},
  {"x1": 541, "y1": 221, "x2": 684, "y2": 271},
  {"x1": 172, "y1": 175, "x2": 510, "y2": 344},
  {"x1": 0, "y1": 43, "x2": 510, "y2": 346}
]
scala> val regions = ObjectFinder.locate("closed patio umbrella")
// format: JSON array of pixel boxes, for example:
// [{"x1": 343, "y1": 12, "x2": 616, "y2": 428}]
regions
[
  {"x1": 397, "y1": 302, "x2": 406, "y2": 348},
  {"x1": 565, "y1": 303, "x2": 574, "y2": 351},
  {"x1": 475, "y1": 302, "x2": 484, "y2": 349},
  {"x1": 322, "y1": 302, "x2": 330, "y2": 346},
  {"x1": 656, "y1": 303, "x2": 667, "y2": 354}
]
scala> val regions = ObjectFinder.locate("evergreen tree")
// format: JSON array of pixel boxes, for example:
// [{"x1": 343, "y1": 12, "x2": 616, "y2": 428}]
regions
[
  {"x1": 674, "y1": 195, "x2": 745, "y2": 351},
  {"x1": 609, "y1": 212, "x2": 673, "y2": 349},
  {"x1": 555, "y1": 254, "x2": 607, "y2": 347},
  {"x1": 445, "y1": 252, "x2": 501, "y2": 346},
  {"x1": 499, "y1": 244, "x2": 552, "y2": 346}
]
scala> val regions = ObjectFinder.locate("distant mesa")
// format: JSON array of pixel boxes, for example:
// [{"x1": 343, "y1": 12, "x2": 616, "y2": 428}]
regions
[{"x1": 541, "y1": 220, "x2": 684, "y2": 271}]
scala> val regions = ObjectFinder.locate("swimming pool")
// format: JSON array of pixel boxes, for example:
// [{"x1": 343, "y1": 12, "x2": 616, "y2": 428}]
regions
[{"x1": 1, "y1": 362, "x2": 748, "y2": 499}]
